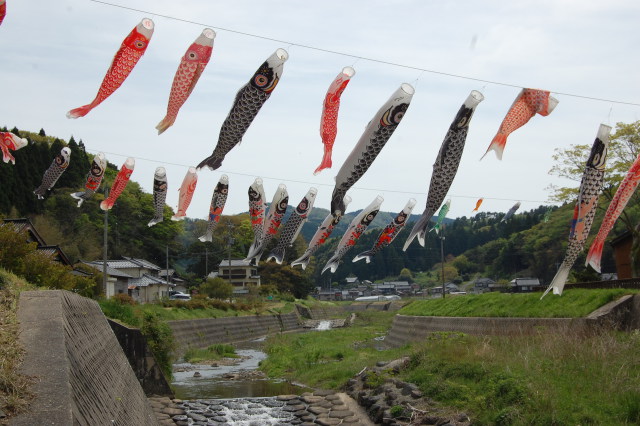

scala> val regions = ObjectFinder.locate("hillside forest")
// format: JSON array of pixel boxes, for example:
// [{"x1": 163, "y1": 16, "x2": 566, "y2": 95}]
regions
[{"x1": 2, "y1": 122, "x2": 640, "y2": 296}]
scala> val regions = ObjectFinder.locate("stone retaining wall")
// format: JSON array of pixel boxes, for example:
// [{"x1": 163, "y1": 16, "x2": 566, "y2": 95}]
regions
[
  {"x1": 167, "y1": 312, "x2": 301, "y2": 356},
  {"x1": 385, "y1": 294, "x2": 639, "y2": 347},
  {"x1": 13, "y1": 290, "x2": 157, "y2": 426},
  {"x1": 108, "y1": 319, "x2": 174, "y2": 397}
]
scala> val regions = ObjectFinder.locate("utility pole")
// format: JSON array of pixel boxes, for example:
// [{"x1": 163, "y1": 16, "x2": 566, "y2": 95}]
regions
[
  {"x1": 165, "y1": 244, "x2": 169, "y2": 286},
  {"x1": 102, "y1": 188, "x2": 109, "y2": 297},
  {"x1": 205, "y1": 247, "x2": 208, "y2": 278},
  {"x1": 440, "y1": 226, "x2": 446, "y2": 299},
  {"x1": 226, "y1": 220, "x2": 234, "y2": 283}
]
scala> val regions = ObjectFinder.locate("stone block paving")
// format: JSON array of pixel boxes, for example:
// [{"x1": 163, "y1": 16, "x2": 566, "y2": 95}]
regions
[{"x1": 149, "y1": 390, "x2": 372, "y2": 425}]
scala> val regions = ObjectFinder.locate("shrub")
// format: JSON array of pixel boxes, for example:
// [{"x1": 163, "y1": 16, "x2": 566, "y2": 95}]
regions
[
  {"x1": 112, "y1": 293, "x2": 136, "y2": 305},
  {"x1": 140, "y1": 312, "x2": 174, "y2": 380}
]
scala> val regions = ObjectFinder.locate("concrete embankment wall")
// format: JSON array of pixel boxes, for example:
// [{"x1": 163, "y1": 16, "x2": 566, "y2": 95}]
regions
[
  {"x1": 386, "y1": 294, "x2": 639, "y2": 347},
  {"x1": 167, "y1": 312, "x2": 301, "y2": 356},
  {"x1": 14, "y1": 290, "x2": 157, "y2": 426},
  {"x1": 297, "y1": 302, "x2": 403, "y2": 319},
  {"x1": 108, "y1": 319, "x2": 174, "y2": 397}
]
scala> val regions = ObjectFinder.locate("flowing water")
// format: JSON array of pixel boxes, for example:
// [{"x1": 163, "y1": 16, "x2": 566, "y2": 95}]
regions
[
  {"x1": 171, "y1": 337, "x2": 310, "y2": 400},
  {"x1": 315, "y1": 320, "x2": 332, "y2": 331}
]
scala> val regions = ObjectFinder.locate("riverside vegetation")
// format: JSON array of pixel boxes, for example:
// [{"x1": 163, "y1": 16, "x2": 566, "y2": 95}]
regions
[
  {"x1": 0, "y1": 269, "x2": 35, "y2": 424},
  {"x1": 261, "y1": 294, "x2": 640, "y2": 425}
]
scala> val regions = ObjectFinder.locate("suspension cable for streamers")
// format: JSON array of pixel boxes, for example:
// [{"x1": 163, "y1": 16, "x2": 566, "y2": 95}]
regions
[
  {"x1": 87, "y1": 0, "x2": 640, "y2": 107},
  {"x1": 90, "y1": 148, "x2": 549, "y2": 205}
]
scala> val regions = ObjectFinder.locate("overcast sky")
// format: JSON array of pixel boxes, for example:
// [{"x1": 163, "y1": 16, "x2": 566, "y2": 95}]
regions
[{"x1": 2, "y1": 0, "x2": 639, "y2": 222}]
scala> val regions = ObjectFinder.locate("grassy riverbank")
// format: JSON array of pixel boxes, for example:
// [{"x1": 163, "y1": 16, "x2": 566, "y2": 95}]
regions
[
  {"x1": 0, "y1": 269, "x2": 35, "y2": 423},
  {"x1": 400, "y1": 288, "x2": 637, "y2": 317},
  {"x1": 261, "y1": 307, "x2": 640, "y2": 424}
]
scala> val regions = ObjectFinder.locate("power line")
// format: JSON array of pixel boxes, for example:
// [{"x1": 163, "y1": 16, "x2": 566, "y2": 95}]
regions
[{"x1": 88, "y1": 0, "x2": 640, "y2": 107}]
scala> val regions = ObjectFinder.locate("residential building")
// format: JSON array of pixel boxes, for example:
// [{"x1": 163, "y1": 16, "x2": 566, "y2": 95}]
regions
[
  {"x1": 3, "y1": 218, "x2": 73, "y2": 266},
  {"x1": 345, "y1": 276, "x2": 360, "y2": 286},
  {"x1": 611, "y1": 231, "x2": 632, "y2": 279},
  {"x1": 158, "y1": 269, "x2": 188, "y2": 293},
  {"x1": 510, "y1": 277, "x2": 542, "y2": 293},
  {"x1": 83, "y1": 257, "x2": 172, "y2": 303},
  {"x1": 473, "y1": 277, "x2": 496, "y2": 293},
  {"x1": 209, "y1": 259, "x2": 260, "y2": 294}
]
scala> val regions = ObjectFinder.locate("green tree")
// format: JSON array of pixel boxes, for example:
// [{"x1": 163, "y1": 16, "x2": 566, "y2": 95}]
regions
[
  {"x1": 548, "y1": 121, "x2": 640, "y2": 275},
  {"x1": 398, "y1": 267, "x2": 413, "y2": 282},
  {"x1": 200, "y1": 277, "x2": 233, "y2": 300}
]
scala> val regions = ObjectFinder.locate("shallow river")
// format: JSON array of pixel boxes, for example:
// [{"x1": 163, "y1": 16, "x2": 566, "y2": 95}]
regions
[{"x1": 171, "y1": 337, "x2": 311, "y2": 400}]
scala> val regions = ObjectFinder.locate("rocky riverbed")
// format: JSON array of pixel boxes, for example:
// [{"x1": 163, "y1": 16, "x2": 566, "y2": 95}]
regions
[{"x1": 149, "y1": 390, "x2": 374, "y2": 425}]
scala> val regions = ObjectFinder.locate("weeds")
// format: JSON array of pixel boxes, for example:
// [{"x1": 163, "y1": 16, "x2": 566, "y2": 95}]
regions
[
  {"x1": 183, "y1": 344, "x2": 237, "y2": 363},
  {"x1": 0, "y1": 269, "x2": 35, "y2": 422}
]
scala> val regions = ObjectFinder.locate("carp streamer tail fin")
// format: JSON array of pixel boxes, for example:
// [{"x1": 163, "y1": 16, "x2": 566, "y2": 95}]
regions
[
  {"x1": 585, "y1": 238, "x2": 605, "y2": 273},
  {"x1": 481, "y1": 134, "x2": 507, "y2": 161},
  {"x1": 541, "y1": 263, "x2": 571, "y2": 299},
  {"x1": 66, "y1": 103, "x2": 94, "y2": 119},
  {"x1": 352, "y1": 250, "x2": 374, "y2": 264}
]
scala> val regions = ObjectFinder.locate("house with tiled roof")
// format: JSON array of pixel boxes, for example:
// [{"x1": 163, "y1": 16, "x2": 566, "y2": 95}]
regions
[
  {"x1": 2, "y1": 218, "x2": 73, "y2": 267},
  {"x1": 83, "y1": 256, "x2": 172, "y2": 303}
]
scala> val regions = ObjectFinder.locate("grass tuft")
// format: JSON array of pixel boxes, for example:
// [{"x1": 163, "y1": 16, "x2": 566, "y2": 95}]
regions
[{"x1": 0, "y1": 269, "x2": 35, "y2": 422}]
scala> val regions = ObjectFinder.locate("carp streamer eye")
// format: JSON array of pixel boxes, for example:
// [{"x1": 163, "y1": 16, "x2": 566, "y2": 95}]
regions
[
  {"x1": 254, "y1": 74, "x2": 269, "y2": 87},
  {"x1": 187, "y1": 51, "x2": 198, "y2": 60},
  {"x1": 393, "y1": 111, "x2": 404, "y2": 123},
  {"x1": 134, "y1": 40, "x2": 146, "y2": 49},
  {"x1": 279, "y1": 200, "x2": 288, "y2": 209}
]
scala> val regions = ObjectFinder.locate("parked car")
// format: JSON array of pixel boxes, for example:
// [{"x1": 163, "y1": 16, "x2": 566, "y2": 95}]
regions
[{"x1": 169, "y1": 292, "x2": 191, "y2": 301}]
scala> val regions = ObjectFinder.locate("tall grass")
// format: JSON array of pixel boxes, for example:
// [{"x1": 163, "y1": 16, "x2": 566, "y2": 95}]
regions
[
  {"x1": 402, "y1": 330, "x2": 640, "y2": 424},
  {"x1": 0, "y1": 269, "x2": 35, "y2": 419},
  {"x1": 399, "y1": 289, "x2": 637, "y2": 318}
]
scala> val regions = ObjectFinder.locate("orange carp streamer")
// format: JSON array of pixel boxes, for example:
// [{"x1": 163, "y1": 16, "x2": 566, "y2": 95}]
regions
[{"x1": 482, "y1": 88, "x2": 558, "y2": 160}]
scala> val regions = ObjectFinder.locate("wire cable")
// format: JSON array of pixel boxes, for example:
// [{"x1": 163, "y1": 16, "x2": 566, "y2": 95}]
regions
[{"x1": 88, "y1": 0, "x2": 640, "y2": 107}]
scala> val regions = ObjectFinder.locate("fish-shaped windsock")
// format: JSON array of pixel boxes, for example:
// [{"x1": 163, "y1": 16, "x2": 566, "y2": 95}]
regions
[
  {"x1": 403, "y1": 90, "x2": 483, "y2": 250},
  {"x1": 542, "y1": 124, "x2": 610, "y2": 298},
  {"x1": 330, "y1": 83, "x2": 414, "y2": 217},
  {"x1": 172, "y1": 167, "x2": 198, "y2": 221},
  {"x1": 431, "y1": 199, "x2": 451, "y2": 235},
  {"x1": 71, "y1": 152, "x2": 107, "y2": 207},
  {"x1": 100, "y1": 157, "x2": 134, "y2": 210},
  {"x1": 585, "y1": 152, "x2": 640, "y2": 273},
  {"x1": 247, "y1": 178, "x2": 267, "y2": 256},
  {"x1": 34, "y1": 147, "x2": 71, "y2": 199},
  {"x1": 156, "y1": 29, "x2": 215, "y2": 134},
  {"x1": 67, "y1": 19, "x2": 154, "y2": 119},
  {"x1": 472, "y1": 198, "x2": 484, "y2": 213},
  {"x1": 0, "y1": 0, "x2": 6, "y2": 26},
  {"x1": 197, "y1": 49, "x2": 288, "y2": 170},
  {"x1": 266, "y1": 187, "x2": 317, "y2": 264},
  {"x1": 315, "y1": 66, "x2": 355, "y2": 175},
  {"x1": 0, "y1": 131, "x2": 28, "y2": 164},
  {"x1": 322, "y1": 195, "x2": 383, "y2": 274},
  {"x1": 198, "y1": 174, "x2": 229, "y2": 242},
  {"x1": 245, "y1": 184, "x2": 288, "y2": 262},
  {"x1": 482, "y1": 88, "x2": 558, "y2": 160},
  {"x1": 291, "y1": 195, "x2": 352, "y2": 270},
  {"x1": 147, "y1": 167, "x2": 168, "y2": 227},
  {"x1": 353, "y1": 198, "x2": 415, "y2": 264},
  {"x1": 501, "y1": 201, "x2": 521, "y2": 222}
]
